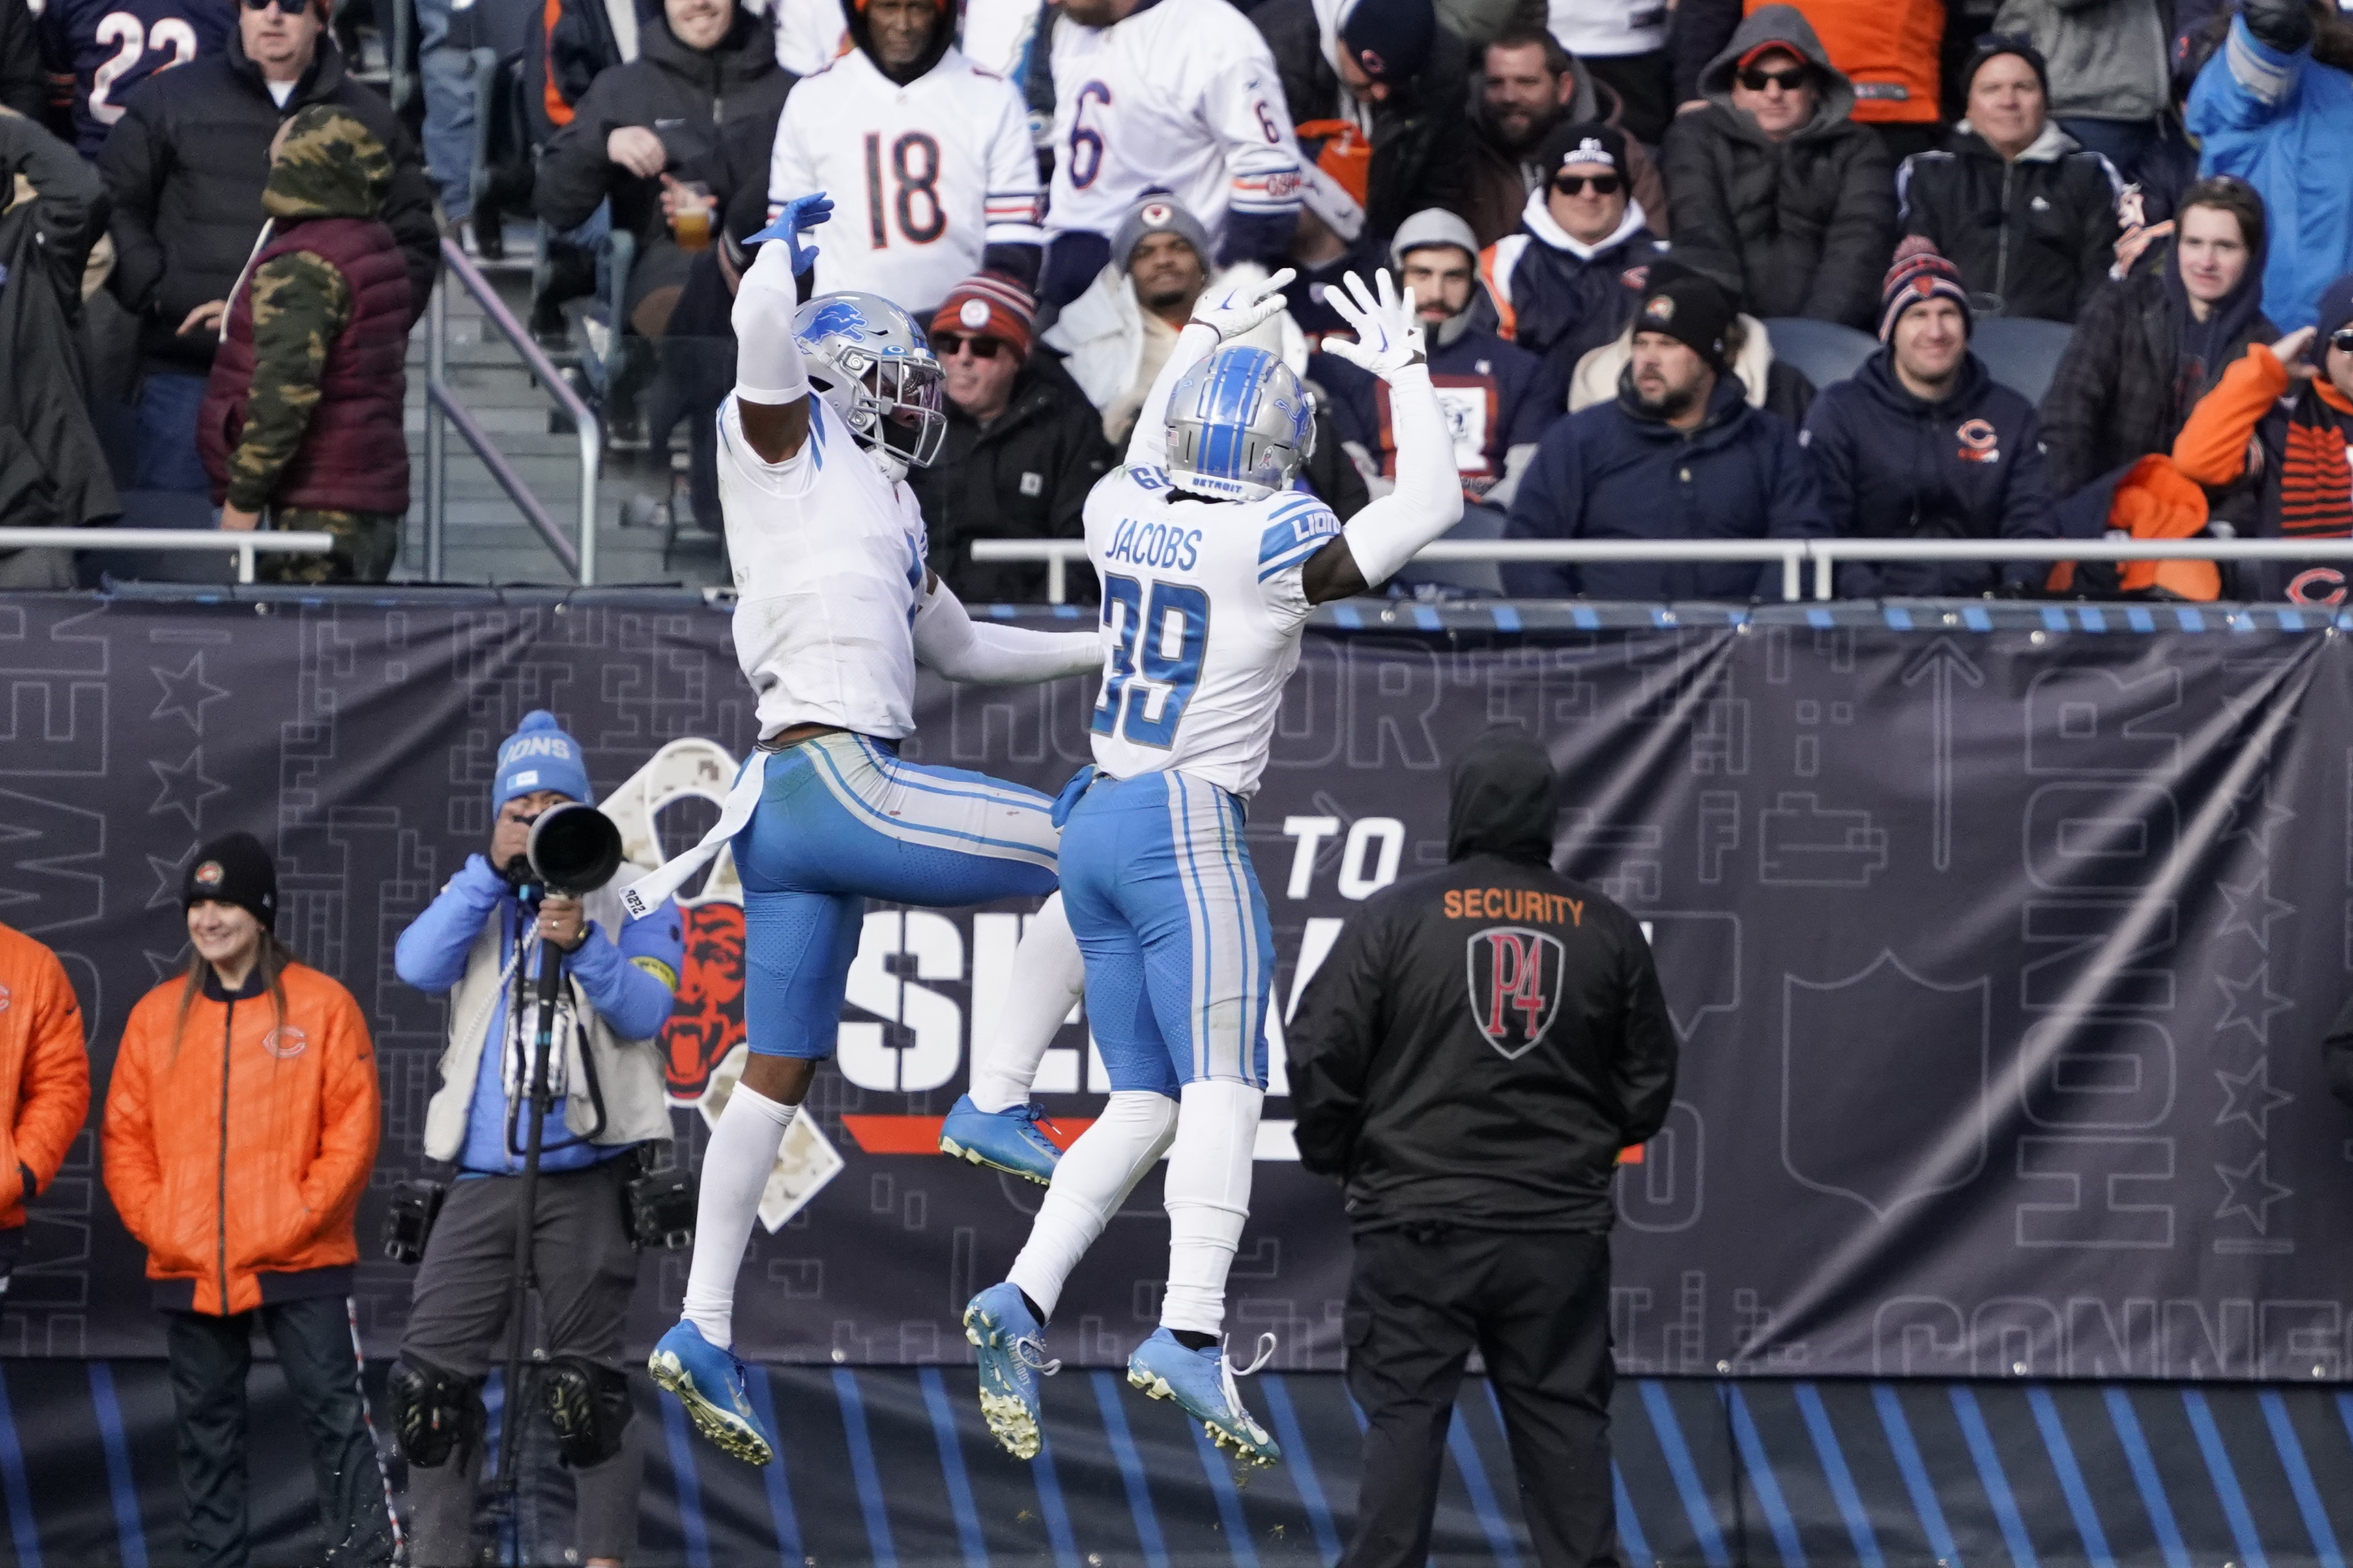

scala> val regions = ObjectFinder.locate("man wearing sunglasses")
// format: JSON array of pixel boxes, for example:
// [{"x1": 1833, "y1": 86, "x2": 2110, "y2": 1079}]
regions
[
  {"x1": 908, "y1": 272, "x2": 1117, "y2": 604},
  {"x1": 2174, "y1": 273, "x2": 2353, "y2": 604},
  {"x1": 1661, "y1": 7, "x2": 1893, "y2": 330},
  {"x1": 96, "y1": 0, "x2": 437, "y2": 498},
  {"x1": 1477, "y1": 120, "x2": 1669, "y2": 386}
]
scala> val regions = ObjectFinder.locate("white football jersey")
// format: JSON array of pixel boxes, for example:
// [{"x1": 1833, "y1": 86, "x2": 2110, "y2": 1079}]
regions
[
  {"x1": 1046, "y1": 0, "x2": 1302, "y2": 246},
  {"x1": 716, "y1": 392, "x2": 932, "y2": 741},
  {"x1": 770, "y1": 46, "x2": 1045, "y2": 315},
  {"x1": 1082, "y1": 464, "x2": 1336, "y2": 799}
]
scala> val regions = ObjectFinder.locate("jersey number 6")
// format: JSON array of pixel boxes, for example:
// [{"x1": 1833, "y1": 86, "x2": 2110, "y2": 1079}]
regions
[
  {"x1": 1093, "y1": 573, "x2": 1207, "y2": 749},
  {"x1": 1067, "y1": 81, "x2": 1112, "y2": 190}
]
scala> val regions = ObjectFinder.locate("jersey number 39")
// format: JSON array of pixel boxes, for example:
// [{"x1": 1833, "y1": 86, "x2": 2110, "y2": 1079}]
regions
[{"x1": 1093, "y1": 574, "x2": 1207, "y2": 748}]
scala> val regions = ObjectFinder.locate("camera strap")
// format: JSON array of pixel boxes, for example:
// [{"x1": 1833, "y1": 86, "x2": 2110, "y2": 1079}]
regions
[
  {"x1": 617, "y1": 748, "x2": 769, "y2": 919},
  {"x1": 503, "y1": 917, "x2": 575, "y2": 1104}
]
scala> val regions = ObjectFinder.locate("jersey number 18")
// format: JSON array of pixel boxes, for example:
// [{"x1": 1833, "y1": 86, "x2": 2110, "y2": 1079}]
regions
[
  {"x1": 1093, "y1": 574, "x2": 1207, "y2": 748},
  {"x1": 862, "y1": 131, "x2": 945, "y2": 248}
]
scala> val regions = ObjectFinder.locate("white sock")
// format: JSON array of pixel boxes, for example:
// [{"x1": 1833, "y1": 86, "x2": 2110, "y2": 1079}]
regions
[
  {"x1": 1005, "y1": 1090, "x2": 1178, "y2": 1320},
  {"x1": 969, "y1": 893, "x2": 1086, "y2": 1113},
  {"x1": 1160, "y1": 1079, "x2": 1262, "y2": 1339},
  {"x1": 680, "y1": 1083, "x2": 796, "y2": 1350}
]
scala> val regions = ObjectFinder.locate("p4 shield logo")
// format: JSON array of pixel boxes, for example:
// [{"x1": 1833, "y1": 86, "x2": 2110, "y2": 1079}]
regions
[{"x1": 1466, "y1": 926, "x2": 1566, "y2": 1059}]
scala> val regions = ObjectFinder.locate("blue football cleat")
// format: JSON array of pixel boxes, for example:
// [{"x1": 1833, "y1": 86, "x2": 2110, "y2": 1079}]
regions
[
  {"x1": 965, "y1": 1282, "x2": 1060, "y2": 1459},
  {"x1": 939, "y1": 1095, "x2": 1063, "y2": 1186},
  {"x1": 648, "y1": 1320, "x2": 775, "y2": 1466},
  {"x1": 1126, "y1": 1328, "x2": 1282, "y2": 1467}
]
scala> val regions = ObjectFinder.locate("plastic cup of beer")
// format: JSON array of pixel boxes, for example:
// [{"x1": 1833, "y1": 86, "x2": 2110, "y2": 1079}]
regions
[{"x1": 672, "y1": 182, "x2": 714, "y2": 251}]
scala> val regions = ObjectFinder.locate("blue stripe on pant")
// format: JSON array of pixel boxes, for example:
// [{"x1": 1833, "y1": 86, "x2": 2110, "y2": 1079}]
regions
[
  {"x1": 733, "y1": 733, "x2": 1060, "y2": 1059},
  {"x1": 1058, "y1": 771, "x2": 1273, "y2": 1092}
]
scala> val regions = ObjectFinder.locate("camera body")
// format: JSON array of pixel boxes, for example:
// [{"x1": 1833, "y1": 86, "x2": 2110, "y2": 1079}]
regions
[{"x1": 384, "y1": 1179, "x2": 447, "y2": 1264}]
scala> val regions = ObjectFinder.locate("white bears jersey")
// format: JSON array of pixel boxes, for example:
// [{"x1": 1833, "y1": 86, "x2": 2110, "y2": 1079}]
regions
[
  {"x1": 715, "y1": 391, "x2": 931, "y2": 741},
  {"x1": 1046, "y1": 0, "x2": 1302, "y2": 246},
  {"x1": 1082, "y1": 464, "x2": 1336, "y2": 799},
  {"x1": 770, "y1": 46, "x2": 1045, "y2": 315}
]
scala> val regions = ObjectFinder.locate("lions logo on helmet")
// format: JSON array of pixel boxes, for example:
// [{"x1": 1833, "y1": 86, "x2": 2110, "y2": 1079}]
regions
[
  {"x1": 792, "y1": 292, "x2": 947, "y2": 480},
  {"x1": 1163, "y1": 346, "x2": 1316, "y2": 504}
]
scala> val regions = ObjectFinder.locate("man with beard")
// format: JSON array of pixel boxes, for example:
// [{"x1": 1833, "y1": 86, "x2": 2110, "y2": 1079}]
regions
[
  {"x1": 1463, "y1": 28, "x2": 1669, "y2": 247},
  {"x1": 1500, "y1": 269, "x2": 1825, "y2": 600}
]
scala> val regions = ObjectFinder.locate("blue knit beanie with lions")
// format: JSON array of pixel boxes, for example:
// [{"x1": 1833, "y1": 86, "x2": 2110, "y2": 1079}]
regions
[{"x1": 493, "y1": 710, "x2": 592, "y2": 810}]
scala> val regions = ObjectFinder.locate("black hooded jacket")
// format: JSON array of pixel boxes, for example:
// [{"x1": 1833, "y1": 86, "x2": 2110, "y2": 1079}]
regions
[{"x1": 1286, "y1": 730, "x2": 1679, "y2": 1232}]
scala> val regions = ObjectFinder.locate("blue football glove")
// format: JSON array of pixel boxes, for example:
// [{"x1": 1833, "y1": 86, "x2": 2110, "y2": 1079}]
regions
[{"x1": 747, "y1": 192, "x2": 835, "y2": 277}]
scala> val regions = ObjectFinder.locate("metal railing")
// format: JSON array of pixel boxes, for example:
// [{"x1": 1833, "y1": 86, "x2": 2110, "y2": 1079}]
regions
[
  {"x1": 424, "y1": 238, "x2": 600, "y2": 584},
  {"x1": 0, "y1": 527, "x2": 334, "y2": 584},
  {"x1": 972, "y1": 537, "x2": 2353, "y2": 606}
]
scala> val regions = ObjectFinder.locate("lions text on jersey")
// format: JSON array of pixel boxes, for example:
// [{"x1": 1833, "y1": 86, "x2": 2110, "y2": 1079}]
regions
[
  {"x1": 38, "y1": 0, "x2": 231, "y2": 154},
  {"x1": 1045, "y1": 0, "x2": 1300, "y2": 248},
  {"x1": 769, "y1": 46, "x2": 1043, "y2": 314}
]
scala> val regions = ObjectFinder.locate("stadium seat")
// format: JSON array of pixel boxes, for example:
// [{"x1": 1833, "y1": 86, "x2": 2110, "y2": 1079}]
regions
[
  {"x1": 1759, "y1": 317, "x2": 1877, "y2": 391},
  {"x1": 1392, "y1": 500, "x2": 1505, "y2": 599},
  {"x1": 1971, "y1": 316, "x2": 2075, "y2": 405}
]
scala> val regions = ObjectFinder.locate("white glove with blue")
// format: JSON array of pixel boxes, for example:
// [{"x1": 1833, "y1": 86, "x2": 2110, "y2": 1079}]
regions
[
  {"x1": 1321, "y1": 270, "x2": 1426, "y2": 380},
  {"x1": 1188, "y1": 266, "x2": 1299, "y2": 341}
]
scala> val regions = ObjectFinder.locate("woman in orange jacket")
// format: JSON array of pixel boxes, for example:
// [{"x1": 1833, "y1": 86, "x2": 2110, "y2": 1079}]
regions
[
  {"x1": 0, "y1": 921, "x2": 92, "y2": 1289},
  {"x1": 104, "y1": 833, "x2": 394, "y2": 1568}
]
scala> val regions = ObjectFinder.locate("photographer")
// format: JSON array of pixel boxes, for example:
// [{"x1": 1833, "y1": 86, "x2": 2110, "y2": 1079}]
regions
[
  {"x1": 389, "y1": 712, "x2": 683, "y2": 1568},
  {"x1": 1287, "y1": 730, "x2": 1678, "y2": 1568}
]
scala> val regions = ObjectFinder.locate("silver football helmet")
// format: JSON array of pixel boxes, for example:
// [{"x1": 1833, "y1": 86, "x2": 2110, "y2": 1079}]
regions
[
  {"x1": 792, "y1": 291, "x2": 947, "y2": 480},
  {"x1": 1164, "y1": 345, "x2": 1316, "y2": 503}
]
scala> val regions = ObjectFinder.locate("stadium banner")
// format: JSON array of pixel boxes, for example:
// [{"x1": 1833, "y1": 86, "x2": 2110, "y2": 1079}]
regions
[{"x1": 1, "y1": 595, "x2": 2348, "y2": 1380}]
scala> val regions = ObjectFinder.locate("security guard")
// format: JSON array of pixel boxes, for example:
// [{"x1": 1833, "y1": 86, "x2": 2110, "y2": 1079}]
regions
[{"x1": 1288, "y1": 727, "x2": 1678, "y2": 1568}]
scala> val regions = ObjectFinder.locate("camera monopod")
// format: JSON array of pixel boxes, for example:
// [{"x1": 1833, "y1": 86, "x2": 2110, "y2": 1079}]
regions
[{"x1": 493, "y1": 803, "x2": 624, "y2": 1554}]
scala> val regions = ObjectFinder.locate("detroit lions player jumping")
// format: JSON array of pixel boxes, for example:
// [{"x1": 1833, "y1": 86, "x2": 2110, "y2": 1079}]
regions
[
  {"x1": 962, "y1": 266, "x2": 1464, "y2": 1465},
  {"x1": 627, "y1": 192, "x2": 1101, "y2": 1467}
]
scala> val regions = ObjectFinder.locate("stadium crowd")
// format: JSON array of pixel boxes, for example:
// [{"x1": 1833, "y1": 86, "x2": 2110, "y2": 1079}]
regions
[{"x1": 0, "y1": 0, "x2": 2350, "y2": 601}]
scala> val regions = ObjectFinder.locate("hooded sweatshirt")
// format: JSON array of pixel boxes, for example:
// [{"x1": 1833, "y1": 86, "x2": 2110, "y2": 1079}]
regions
[
  {"x1": 1660, "y1": 6, "x2": 1895, "y2": 330},
  {"x1": 1896, "y1": 119, "x2": 2124, "y2": 325},
  {"x1": 1478, "y1": 190, "x2": 1671, "y2": 384},
  {"x1": 1286, "y1": 728, "x2": 1678, "y2": 1231}
]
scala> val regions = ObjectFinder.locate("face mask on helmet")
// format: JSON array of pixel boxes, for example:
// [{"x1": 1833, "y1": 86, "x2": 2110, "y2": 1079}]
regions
[
  {"x1": 794, "y1": 292, "x2": 949, "y2": 478},
  {"x1": 1163, "y1": 346, "x2": 1317, "y2": 503}
]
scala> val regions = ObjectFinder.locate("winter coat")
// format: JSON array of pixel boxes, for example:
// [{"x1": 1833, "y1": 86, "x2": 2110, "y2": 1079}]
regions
[
  {"x1": 1286, "y1": 732, "x2": 1677, "y2": 1231},
  {"x1": 1501, "y1": 371, "x2": 1828, "y2": 599},
  {"x1": 2038, "y1": 262, "x2": 2275, "y2": 500},
  {"x1": 1044, "y1": 263, "x2": 1305, "y2": 418},
  {"x1": 1254, "y1": 0, "x2": 1477, "y2": 241},
  {"x1": 1567, "y1": 313, "x2": 1817, "y2": 428},
  {"x1": 1661, "y1": 6, "x2": 1895, "y2": 329},
  {"x1": 0, "y1": 112, "x2": 117, "y2": 537},
  {"x1": 2173, "y1": 342, "x2": 2353, "y2": 603},
  {"x1": 1802, "y1": 349, "x2": 2059, "y2": 595},
  {"x1": 1478, "y1": 189, "x2": 1671, "y2": 387},
  {"x1": 0, "y1": 0, "x2": 42, "y2": 119},
  {"x1": 103, "y1": 962, "x2": 381, "y2": 1316},
  {"x1": 198, "y1": 115, "x2": 412, "y2": 516},
  {"x1": 96, "y1": 34, "x2": 437, "y2": 374},
  {"x1": 1897, "y1": 122, "x2": 2123, "y2": 324},
  {"x1": 1313, "y1": 324, "x2": 1565, "y2": 504},
  {"x1": 534, "y1": 11, "x2": 796, "y2": 253},
  {"x1": 0, "y1": 924, "x2": 92, "y2": 1234},
  {"x1": 910, "y1": 361, "x2": 1118, "y2": 604},
  {"x1": 2187, "y1": 18, "x2": 2353, "y2": 332},
  {"x1": 1669, "y1": 0, "x2": 1944, "y2": 123},
  {"x1": 1461, "y1": 66, "x2": 1670, "y2": 248},
  {"x1": 1992, "y1": 0, "x2": 2172, "y2": 123}
]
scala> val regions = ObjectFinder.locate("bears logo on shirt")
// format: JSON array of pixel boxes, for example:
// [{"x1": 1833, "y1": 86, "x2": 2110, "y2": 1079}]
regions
[
  {"x1": 1465, "y1": 926, "x2": 1566, "y2": 1059},
  {"x1": 261, "y1": 1026, "x2": 309, "y2": 1059},
  {"x1": 1956, "y1": 418, "x2": 2000, "y2": 464}
]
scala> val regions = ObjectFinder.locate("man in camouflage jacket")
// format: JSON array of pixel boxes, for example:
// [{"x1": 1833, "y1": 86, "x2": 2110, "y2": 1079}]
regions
[{"x1": 199, "y1": 106, "x2": 414, "y2": 582}]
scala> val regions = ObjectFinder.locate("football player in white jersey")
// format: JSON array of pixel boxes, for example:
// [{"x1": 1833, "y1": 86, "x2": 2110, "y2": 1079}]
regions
[
  {"x1": 630, "y1": 192, "x2": 1099, "y2": 1468},
  {"x1": 769, "y1": 0, "x2": 1045, "y2": 313},
  {"x1": 960, "y1": 266, "x2": 1464, "y2": 1464},
  {"x1": 1037, "y1": 0, "x2": 1304, "y2": 306}
]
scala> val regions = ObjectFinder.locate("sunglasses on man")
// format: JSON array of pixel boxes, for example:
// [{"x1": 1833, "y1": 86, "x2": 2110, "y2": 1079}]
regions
[
  {"x1": 934, "y1": 334, "x2": 1005, "y2": 360},
  {"x1": 2332, "y1": 328, "x2": 2353, "y2": 355},
  {"x1": 242, "y1": 0, "x2": 313, "y2": 16},
  {"x1": 1738, "y1": 64, "x2": 1810, "y2": 92},
  {"x1": 1553, "y1": 173, "x2": 1622, "y2": 197}
]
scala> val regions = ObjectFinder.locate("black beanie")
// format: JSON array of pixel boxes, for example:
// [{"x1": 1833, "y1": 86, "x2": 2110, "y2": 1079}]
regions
[
  {"x1": 1963, "y1": 32, "x2": 2051, "y2": 100},
  {"x1": 1632, "y1": 270, "x2": 1737, "y2": 372},
  {"x1": 183, "y1": 832, "x2": 279, "y2": 932},
  {"x1": 1338, "y1": 0, "x2": 1437, "y2": 85}
]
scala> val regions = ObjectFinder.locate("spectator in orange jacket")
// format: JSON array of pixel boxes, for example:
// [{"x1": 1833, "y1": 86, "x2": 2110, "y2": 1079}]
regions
[
  {"x1": 103, "y1": 832, "x2": 392, "y2": 1568},
  {"x1": 0, "y1": 922, "x2": 93, "y2": 1292}
]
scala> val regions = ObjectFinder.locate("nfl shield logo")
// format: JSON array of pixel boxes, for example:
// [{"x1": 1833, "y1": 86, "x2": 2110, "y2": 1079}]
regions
[{"x1": 1465, "y1": 926, "x2": 1566, "y2": 1059}]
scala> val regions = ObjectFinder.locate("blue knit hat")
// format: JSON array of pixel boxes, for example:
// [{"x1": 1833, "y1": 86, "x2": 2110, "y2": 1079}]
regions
[{"x1": 493, "y1": 710, "x2": 592, "y2": 810}]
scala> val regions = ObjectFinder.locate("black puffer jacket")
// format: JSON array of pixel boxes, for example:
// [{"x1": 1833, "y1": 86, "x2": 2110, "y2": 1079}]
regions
[
  {"x1": 1254, "y1": 0, "x2": 1475, "y2": 240},
  {"x1": 1896, "y1": 122, "x2": 2122, "y2": 324},
  {"x1": 910, "y1": 360, "x2": 1116, "y2": 605},
  {"x1": 1660, "y1": 6, "x2": 1894, "y2": 328},
  {"x1": 98, "y1": 33, "x2": 437, "y2": 374},
  {"x1": 534, "y1": 10, "x2": 794, "y2": 244},
  {"x1": 1287, "y1": 728, "x2": 1678, "y2": 1232},
  {"x1": 0, "y1": 112, "x2": 117, "y2": 534}
]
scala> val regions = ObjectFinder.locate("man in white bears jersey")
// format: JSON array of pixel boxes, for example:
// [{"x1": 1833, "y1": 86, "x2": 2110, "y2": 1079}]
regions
[
  {"x1": 626, "y1": 192, "x2": 1099, "y2": 1468},
  {"x1": 768, "y1": 0, "x2": 1045, "y2": 312},
  {"x1": 960, "y1": 266, "x2": 1465, "y2": 1464},
  {"x1": 1037, "y1": 0, "x2": 1305, "y2": 307}
]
